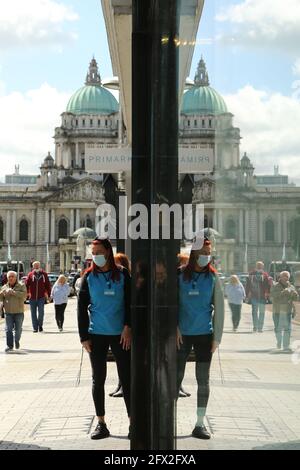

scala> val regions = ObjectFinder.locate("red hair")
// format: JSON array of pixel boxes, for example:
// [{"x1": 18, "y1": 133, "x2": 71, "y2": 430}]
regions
[
  {"x1": 86, "y1": 238, "x2": 120, "y2": 282},
  {"x1": 183, "y1": 239, "x2": 217, "y2": 282},
  {"x1": 115, "y1": 253, "x2": 131, "y2": 275}
]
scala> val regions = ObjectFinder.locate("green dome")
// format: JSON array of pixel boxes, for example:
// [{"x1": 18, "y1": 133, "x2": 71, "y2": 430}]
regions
[
  {"x1": 181, "y1": 57, "x2": 228, "y2": 115},
  {"x1": 66, "y1": 85, "x2": 119, "y2": 115},
  {"x1": 181, "y1": 86, "x2": 228, "y2": 115}
]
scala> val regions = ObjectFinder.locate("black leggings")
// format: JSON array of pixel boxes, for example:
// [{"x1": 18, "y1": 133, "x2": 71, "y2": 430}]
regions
[
  {"x1": 55, "y1": 303, "x2": 67, "y2": 329},
  {"x1": 177, "y1": 334, "x2": 213, "y2": 410},
  {"x1": 89, "y1": 334, "x2": 131, "y2": 417},
  {"x1": 229, "y1": 303, "x2": 242, "y2": 329}
]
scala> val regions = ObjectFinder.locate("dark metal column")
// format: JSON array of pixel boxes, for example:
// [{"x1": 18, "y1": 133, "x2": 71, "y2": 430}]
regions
[{"x1": 131, "y1": 0, "x2": 181, "y2": 450}]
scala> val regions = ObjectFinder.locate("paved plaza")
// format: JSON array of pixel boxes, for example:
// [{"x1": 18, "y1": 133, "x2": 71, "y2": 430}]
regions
[{"x1": 0, "y1": 298, "x2": 300, "y2": 450}]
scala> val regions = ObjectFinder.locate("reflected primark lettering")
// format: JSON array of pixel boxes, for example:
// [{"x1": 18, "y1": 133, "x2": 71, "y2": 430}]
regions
[{"x1": 0, "y1": 0, "x2": 299, "y2": 456}]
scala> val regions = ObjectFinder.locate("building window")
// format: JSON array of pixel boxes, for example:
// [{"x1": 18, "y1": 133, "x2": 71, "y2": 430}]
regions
[
  {"x1": 82, "y1": 119, "x2": 85, "y2": 127},
  {"x1": 0, "y1": 219, "x2": 3, "y2": 241},
  {"x1": 225, "y1": 219, "x2": 236, "y2": 239},
  {"x1": 187, "y1": 120, "x2": 190, "y2": 127},
  {"x1": 265, "y1": 219, "x2": 275, "y2": 242},
  {"x1": 105, "y1": 119, "x2": 108, "y2": 126},
  {"x1": 98, "y1": 119, "x2": 101, "y2": 127},
  {"x1": 58, "y1": 219, "x2": 68, "y2": 239},
  {"x1": 19, "y1": 219, "x2": 29, "y2": 242},
  {"x1": 202, "y1": 119, "x2": 205, "y2": 128},
  {"x1": 86, "y1": 217, "x2": 93, "y2": 229},
  {"x1": 90, "y1": 119, "x2": 93, "y2": 127},
  {"x1": 194, "y1": 120, "x2": 197, "y2": 127},
  {"x1": 209, "y1": 119, "x2": 212, "y2": 128},
  {"x1": 76, "y1": 119, "x2": 78, "y2": 127}
]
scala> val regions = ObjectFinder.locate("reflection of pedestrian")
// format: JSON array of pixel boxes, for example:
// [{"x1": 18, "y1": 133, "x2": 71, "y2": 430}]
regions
[
  {"x1": 225, "y1": 275, "x2": 245, "y2": 332},
  {"x1": 177, "y1": 238, "x2": 224, "y2": 439},
  {"x1": 246, "y1": 262, "x2": 270, "y2": 333},
  {"x1": 26, "y1": 261, "x2": 51, "y2": 333},
  {"x1": 0, "y1": 271, "x2": 27, "y2": 352},
  {"x1": 78, "y1": 238, "x2": 131, "y2": 440},
  {"x1": 109, "y1": 253, "x2": 132, "y2": 399},
  {"x1": 270, "y1": 271, "x2": 298, "y2": 352},
  {"x1": 51, "y1": 275, "x2": 70, "y2": 332}
]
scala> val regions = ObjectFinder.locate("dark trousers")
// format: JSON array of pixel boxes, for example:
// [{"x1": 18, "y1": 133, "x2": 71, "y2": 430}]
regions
[
  {"x1": 229, "y1": 303, "x2": 242, "y2": 329},
  {"x1": 177, "y1": 334, "x2": 213, "y2": 411},
  {"x1": 89, "y1": 334, "x2": 131, "y2": 417},
  {"x1": 55, "y1": 303, "x2": 67, "y2": 329}
]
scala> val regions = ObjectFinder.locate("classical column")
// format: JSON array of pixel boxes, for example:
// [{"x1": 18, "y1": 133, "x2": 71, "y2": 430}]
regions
[
  {"x1": 283, "y1": 211, "x2": 288, "y2": 243},
  {"x1": 258, "y1": 211, "x2": 264, "y2": 245},
  {"x1": 277, "y1": 211, "x2": 282, "y2": 244},
  {"x1": 75, "y1": 142, "x2": 80, "y2": 167},
  {"x1": 6, "y1": 210, "x2": 11, "y2": 244},
  {"x1": 70, "y1": 209, "x2": 75, "y2": 236},
  {"x1": 50, "y1": 209, "x2": 55, "y2": 243},
  {"x1": 12, "y1": 210, "x2": 17, "y2": 244},
  {"x1": 31, "y1": 209, "x2": 36, "y2": 244},
  {"x1": 239, "y1": 209, "x2": 244, "y2": 243},
  {"x1": 245, "y1": 210, "x2": 249, "y2": 243},
  {"x1": 75, "y1": 209, "x2": 81, "y2": 230},
  {"x1": 59, "y1": 251, "x2": 65, "y2": 272},
  {"x1": 45, "y1": 210, "x2": 50, "y2": 243},
  {"x1": 218, "y1": 209, "x2": 223, "y2": 236},
  {"x1": 213, "y1": 209, "x2": 217, "y2": 231},
  {"x1": 66, "y1": 251, "x2": 71, "y2": 271}
]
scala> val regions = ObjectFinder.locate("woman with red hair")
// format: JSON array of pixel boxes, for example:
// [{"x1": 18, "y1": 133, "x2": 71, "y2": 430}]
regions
[
  {"x1": 177, "y1": 237, "x2": 224, "y2": 440},
  {"x1": 78, "y1": 238, "x2": 131, "y2": 440}
]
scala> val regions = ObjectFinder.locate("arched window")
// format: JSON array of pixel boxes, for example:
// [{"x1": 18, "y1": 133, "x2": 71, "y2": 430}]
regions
[
  {"x1": 225, "y1": 218, "x2": 236, "y2": 239},
  {"x1": 58, "y1": 219, "x2": 68, "y2": 239},
  {"x1": 0, "y1": 219, "x2": 3, "y2": 241},
  {"x1": 265, "y1": 219, "x2": 275, "y2": 242},
  {"x1": 19, "y1": 219, "x2": 29, "y2": 242}
]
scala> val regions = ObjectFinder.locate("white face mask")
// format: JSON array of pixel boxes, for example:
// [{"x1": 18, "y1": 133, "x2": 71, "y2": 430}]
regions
[
  {"x1": 92, "y1": 254, "x2": 107, "y2": 268},
  {"x1": 197, "y1": 255, "x2": 212, "y2": 268}
]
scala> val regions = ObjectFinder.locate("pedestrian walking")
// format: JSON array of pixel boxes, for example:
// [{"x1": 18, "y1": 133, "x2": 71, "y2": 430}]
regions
[
  {"x1": 177, "y1": 237, "x2": 224, "y2": 439},
  {"x1": 246, "y1": 261, "x2": 270, "y2": 332},
  {"x1": 51, "y1": 275, "x2": 70, "y2": 332},
  {"x1": 270, "y1": 271, "x2": 298, "y2": 352},
  {"x1": 0, "y1": 271, "x2": 27, "y2": 352},
  {"x1": 78, "y1": 237, "x2": 131, "y2": 440},
  {"x1": 26, "y1": 261, "x2": 51, "y2": 333},
  {"x1": 225, "y1": 275, "x2": 245, "y2": 332}
]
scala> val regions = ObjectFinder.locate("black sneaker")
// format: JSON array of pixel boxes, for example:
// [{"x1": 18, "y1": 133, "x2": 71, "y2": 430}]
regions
[
  {"x1": 192, "y1": 425, "x2": 211, "y2": 440},
  {"x1": 5, "y1": 347, "x2": 13, "y2": 353},
  {"x1": 33, "y1": 330, "x2": 38, "y2": 333},
  {"x1": 38, "y1": 326, "x2": 43, "y2": 332},
  {"x1": 15, "y1": 341, "x2": 20, "y2": 350},
  {"x1": 91, "y1": 422, "x2": 110, "y2": 440}
]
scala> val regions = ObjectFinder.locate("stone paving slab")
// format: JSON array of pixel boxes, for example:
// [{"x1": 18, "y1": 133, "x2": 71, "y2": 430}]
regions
[{"x1": 0, "y1": 298, "x2": 300, "y2": 450}]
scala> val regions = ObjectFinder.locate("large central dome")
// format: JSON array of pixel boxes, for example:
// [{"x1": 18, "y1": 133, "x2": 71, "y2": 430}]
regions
[
  {"x1": 181, "y1": 58, "x2": 228, "y2": 115},
  {"x1": 66, "y1": 58, "x2": 119, "y2": 115}
]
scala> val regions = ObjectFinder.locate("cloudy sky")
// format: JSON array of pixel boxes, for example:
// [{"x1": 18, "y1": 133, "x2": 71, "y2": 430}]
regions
[{"x1": 0, "y1": 0, "x2": 300, "y2": 183}]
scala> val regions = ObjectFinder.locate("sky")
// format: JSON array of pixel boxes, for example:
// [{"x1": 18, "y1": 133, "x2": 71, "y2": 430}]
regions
[{"x1": 0, "y1": 0, "x2": 300, "y2": 183}]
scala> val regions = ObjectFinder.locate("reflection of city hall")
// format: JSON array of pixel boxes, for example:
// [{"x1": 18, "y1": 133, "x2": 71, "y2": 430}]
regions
[{"x1": 0, "y1": 58, "x2": 299, "y2": 272}]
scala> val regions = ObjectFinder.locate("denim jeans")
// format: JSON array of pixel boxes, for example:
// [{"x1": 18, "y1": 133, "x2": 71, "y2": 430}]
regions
[
  {"x1": 229, "y1": 303, "x2": 242, "y2": 330},
  {"x1": 251, "y1": 299, "x2": 265, "y2": 331},
  {"x1": 5, "y1": 313, "x2": 24, "y2": 349},
  {"x1": 29, "y1": 298, "x2": 45, "y2": 331},
  {"x1": 273, "y1": 313, "x2": 292, "y2": 349}
]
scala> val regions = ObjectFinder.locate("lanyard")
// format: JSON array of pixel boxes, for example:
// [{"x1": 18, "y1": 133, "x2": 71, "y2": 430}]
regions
[
  {"x1": 100, "y1": 270, "x2": 112, "y2": 289},
  {"x1": 192, "y1": 272, "x2": 202, "y2": 289}
]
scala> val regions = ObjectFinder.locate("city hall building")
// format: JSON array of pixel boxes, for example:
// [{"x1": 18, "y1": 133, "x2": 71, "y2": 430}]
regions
[{"x1": 0, "y1": 57, "x2": 299, "y2": 273}]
